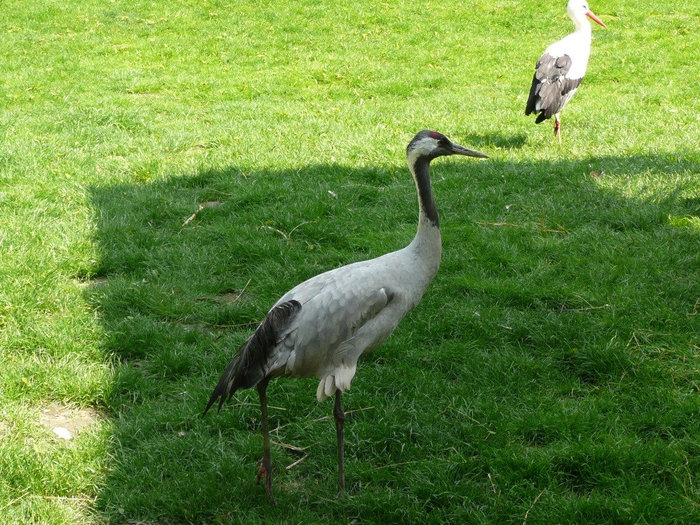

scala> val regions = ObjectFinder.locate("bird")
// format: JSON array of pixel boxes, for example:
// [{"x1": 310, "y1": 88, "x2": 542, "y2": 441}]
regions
[
  {"x1": 525, "y1": 0, "x2": 606, "y2": 142},
  {"x1": 203, "y1": 130, "x2": 488, "y2": 503}
]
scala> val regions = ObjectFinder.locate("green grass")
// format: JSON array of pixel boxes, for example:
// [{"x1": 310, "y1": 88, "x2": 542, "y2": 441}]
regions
[{"x1": 1, "y1": 0, "x2": 698, "y2": 523}]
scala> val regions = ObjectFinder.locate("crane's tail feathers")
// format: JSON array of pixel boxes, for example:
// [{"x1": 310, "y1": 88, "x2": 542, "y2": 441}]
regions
[
  {"x1": 535, "y1": 112, "x2": 548, "y2": 124},
  {"x1": 203, "y1": 300, "x2": 302, "y2": 415},
  {"x1": 203, "y1": 352, "x2": 243, "y2": 416},
  {"x1": 316, "y1": 364, "x2": 357, "y2": 402}
]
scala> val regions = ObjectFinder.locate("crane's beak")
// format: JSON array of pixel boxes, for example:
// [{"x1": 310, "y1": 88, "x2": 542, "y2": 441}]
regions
[
  {"x1": 586, "y1": 10, "x2": 607, "y2": 28},
  {"x1": 450, "y1": 143, "x2": 489, "y2": 159}
]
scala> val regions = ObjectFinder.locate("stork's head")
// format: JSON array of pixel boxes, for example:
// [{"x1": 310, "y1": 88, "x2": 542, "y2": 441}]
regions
[
  {"x1": 406, "y1": 130, "x2": 488, "y2": 166},
  {"x1": 567, "y1": 0, "x2": 607, "y2": 28}
]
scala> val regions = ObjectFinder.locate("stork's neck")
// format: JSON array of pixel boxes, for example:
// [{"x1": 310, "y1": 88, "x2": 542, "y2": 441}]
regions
[
  {"x1": 408, "y1": 156, "x2": 442, "y2": 258},
  {"x1": 571, "y1": 13, "x2": 593, "y2": 34}
]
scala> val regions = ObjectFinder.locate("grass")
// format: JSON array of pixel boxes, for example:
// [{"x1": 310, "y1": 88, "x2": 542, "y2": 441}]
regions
[{"x1": 1, "y1": 0, "x2": 698, "y2": 522}]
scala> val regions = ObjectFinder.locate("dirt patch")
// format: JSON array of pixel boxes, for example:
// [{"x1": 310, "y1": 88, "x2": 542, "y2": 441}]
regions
[
  {"x1": 74, "y1": 276, "x2": 109, "y2": 288},
  {"x1": 0, "y1": 419, "x2": 12, "y2": 437},
  {"x1": 212, "y1": 291, "x2": 245, "y2": 304},
  {"x1": 38, "y1": 403, "x2": 103, "y2": 438}
]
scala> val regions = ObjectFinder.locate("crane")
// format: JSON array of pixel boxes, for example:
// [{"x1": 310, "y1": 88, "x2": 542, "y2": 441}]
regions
[
  {"x1": 525, "y1": 0, "x2": 606, "y2": 142},
  {"x1": 204, "y1": 130, "x2": 488, "y2": 502}
]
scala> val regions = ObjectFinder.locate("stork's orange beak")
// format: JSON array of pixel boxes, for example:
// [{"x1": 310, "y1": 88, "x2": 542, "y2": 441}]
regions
[{"x1": 586, "y1": 10, "x2": 607, "y2": 28}]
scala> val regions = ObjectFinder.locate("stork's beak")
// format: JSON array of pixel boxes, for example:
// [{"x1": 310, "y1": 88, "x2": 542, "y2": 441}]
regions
[
  {"x1": 586, "y1": 10, "x2": 607, "y2": 28},
  {"x1": 450, "y1": 143, "x2": 489, "y2": 159}
]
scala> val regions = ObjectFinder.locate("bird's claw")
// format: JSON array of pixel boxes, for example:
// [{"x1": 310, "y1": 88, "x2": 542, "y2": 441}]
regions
[
  {"x1": 255, "y1": 459, "x2": 276, "y2": 504},
  {"x1": 255, "y1": 459, "x2": 265, "y2": 485}
]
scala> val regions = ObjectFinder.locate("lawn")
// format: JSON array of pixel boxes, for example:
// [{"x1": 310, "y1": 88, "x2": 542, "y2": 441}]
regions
[{"x1": 1, "y1": 0, "x2": 698, "y2": 523}]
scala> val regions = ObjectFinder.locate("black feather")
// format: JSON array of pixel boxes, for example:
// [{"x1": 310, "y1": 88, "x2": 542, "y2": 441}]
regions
[
  {"x1": 203, "y1": 300, "x2": 301, "y2": 415},
  {"x1": 526, "y1": 53, "x2": 582, "y2": 122},
  {"x1": 525, "y1": 72, "x2": 540, "y2": 116}
]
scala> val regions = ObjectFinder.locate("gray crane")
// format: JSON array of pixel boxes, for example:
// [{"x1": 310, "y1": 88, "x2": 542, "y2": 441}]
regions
[{"x1": 204, "y1": 130, "x2": 488, "y2": 502}]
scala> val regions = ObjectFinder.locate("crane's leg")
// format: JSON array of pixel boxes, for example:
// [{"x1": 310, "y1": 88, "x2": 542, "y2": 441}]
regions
[
  {"x1": 554, "y1": 114, "x2": 562, "y2": 143},
  {"x1": 255, "y1": 378, "x2": 276, "y2": 505},
  {"x1": 334, "y1": 389, "x2": 346, "y2": 496}
]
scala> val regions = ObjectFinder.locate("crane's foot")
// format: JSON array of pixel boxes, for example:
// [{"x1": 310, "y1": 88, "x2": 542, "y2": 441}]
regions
[
  {"x1": 254, "y1": 459, "x2": 265, "y2": 485},
  {"x1": 554, "y1": 117, "x2": 562, "y2": 143},
  {"x1": 255, "y1": 459, "x2": 277, "y2": 505}
]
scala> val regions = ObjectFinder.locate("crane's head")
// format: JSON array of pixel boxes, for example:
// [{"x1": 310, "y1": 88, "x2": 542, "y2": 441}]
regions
[
  {"x1": 406, "y1": 130, "x2": 488, "y2": 166},
  {"x1": 567, "y1": 0, "x2": 607, "y2": 28}
]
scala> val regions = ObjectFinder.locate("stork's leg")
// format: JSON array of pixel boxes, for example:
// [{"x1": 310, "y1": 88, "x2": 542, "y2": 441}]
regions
[
  {"x1": 334, "y1": 389, "x2": 346, "y2": 495},
  {"x1": 255, "y1": 378, "x2": 276, "y2": 504},
  {"x1": 554, "y1": 114, "x2": 562, "y2": 143}
]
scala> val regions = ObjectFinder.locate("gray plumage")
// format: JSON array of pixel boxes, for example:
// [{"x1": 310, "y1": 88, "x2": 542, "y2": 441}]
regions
[{"x1": 204, "y1": 130, "x2": 488, "y2": 501}]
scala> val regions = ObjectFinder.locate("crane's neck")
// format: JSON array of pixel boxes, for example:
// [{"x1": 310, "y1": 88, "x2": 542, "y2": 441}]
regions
[
  {"x1": 412, "y1": 156, "x2": 439, "y2": 228},
  {"x1": 407, "y1": 156, "x2": 442, "y2": 262}
]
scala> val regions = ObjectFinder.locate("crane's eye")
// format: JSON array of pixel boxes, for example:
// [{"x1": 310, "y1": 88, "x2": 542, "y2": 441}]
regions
[{"x1": 428, "y1": 131, "x2": 449, "y2": 147}]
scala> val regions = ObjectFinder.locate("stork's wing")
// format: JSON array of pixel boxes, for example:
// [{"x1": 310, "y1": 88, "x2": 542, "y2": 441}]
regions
[{"x1": 526, "y1": 53, "x2": 582, "y2": 121}]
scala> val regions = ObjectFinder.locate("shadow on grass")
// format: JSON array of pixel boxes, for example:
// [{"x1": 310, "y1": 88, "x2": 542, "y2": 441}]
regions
[{"x1": 85, "y1": 152, "x2": 698, "y2": 522}]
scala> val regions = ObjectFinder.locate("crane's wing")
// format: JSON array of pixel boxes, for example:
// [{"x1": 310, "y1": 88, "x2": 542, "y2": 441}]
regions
[
  {"x1": 269, "y1": 263, "x2": 401, "y2": 400},
  {"x1": 526, "y1": 53, "x2": 582, "y2": 122},
  {"x1": 203, "y1": 300, "x2": 301, "y2": 414},
  {"x1": 312, "y1": 286, "x2": 395, "y2": 400}
]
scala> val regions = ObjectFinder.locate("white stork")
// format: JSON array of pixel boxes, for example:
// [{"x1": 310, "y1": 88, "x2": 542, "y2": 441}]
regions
[{"x1": 525, "y1": 0, "x2": 606, "y2": 142}]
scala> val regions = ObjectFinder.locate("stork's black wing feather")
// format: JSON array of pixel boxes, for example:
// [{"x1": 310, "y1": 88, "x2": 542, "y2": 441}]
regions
[
  {"x1": 525, "y1": 71, "x2": 540, "y2": 116},
  {"x1": 526, "y1": 53, "x2": 581, "y2": 122},
  {"x1": 203, "y1": 299, "x2": 301, "y2": 415}
]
